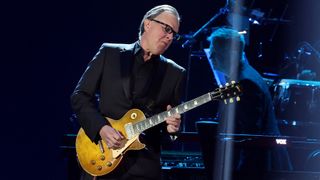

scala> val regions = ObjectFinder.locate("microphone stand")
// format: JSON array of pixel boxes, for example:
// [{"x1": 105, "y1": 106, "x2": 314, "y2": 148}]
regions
[
  {"x1": 181, "y1": 6, "x2": 230, "y2": 48},
  {"x1": 180, "y1": 5, "x2": 230, "y2": 133}
]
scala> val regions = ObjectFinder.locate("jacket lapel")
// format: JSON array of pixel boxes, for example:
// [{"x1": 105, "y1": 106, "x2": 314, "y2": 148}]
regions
[{"x1": 119, "y1": 43, "x2": 135, "y2": 100}]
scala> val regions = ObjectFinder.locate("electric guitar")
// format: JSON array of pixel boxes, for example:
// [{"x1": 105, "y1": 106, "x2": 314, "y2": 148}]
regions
[{"x1": 76, "y1": 81, "x2": 242, "y2": 176}]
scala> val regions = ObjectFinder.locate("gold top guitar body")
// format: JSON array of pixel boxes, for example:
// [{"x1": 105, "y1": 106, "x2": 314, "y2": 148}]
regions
[
  {"x1": 76, "y1": 81, "x2": 242, "y2": 176},
  {"x1": 76, "y1": 109, "x2": 147, "y2": 176}
]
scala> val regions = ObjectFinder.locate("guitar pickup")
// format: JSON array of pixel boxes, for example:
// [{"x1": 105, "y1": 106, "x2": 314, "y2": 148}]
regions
[{"x1": 124, "y1": 123, "x2": 134, "y2": 139}]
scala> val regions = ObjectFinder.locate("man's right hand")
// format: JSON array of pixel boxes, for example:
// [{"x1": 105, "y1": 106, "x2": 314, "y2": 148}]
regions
[{"x1": 99, "y1": 125, "x2": 124, "y2": 149}]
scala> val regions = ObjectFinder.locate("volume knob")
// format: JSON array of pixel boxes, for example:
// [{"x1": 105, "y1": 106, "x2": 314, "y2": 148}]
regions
[
  {"x1": 97, "y1": 165, "x2": 102, "y2": 171},
  {"x1": 106, "y1": 161, "x2": 112, "y2": 167}
]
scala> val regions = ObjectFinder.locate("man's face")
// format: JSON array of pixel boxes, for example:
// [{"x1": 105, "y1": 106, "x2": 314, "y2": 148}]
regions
[
  {"x1": 210, "y1": 48, "x2": 227, "y2": 73},
  {"x1": 210, "y1": 46, "x2": 241, "y2": 76},
  {"x1": 142, "y1": 12, "x2": 179, "y2": 55}
]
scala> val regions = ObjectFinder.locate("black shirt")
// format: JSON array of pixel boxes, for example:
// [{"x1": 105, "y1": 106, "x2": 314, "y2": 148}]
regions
[{"x1": 131, "y1": 43, "x2": 159, "y2": 114}]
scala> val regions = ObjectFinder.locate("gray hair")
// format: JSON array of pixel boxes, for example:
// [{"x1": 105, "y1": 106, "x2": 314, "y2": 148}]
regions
[
  {"x1": 207, "y1": 27, "x2": 246, "y2": 65},
  {"x1": 138, "y1": 4, "x2": 180, "y2": 38},
  {"x1": 207, "y1": 27, "x2": 245, "y2": 52}
]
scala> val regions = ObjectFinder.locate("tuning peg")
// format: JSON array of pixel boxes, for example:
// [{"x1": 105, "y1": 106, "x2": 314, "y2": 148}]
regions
[
  {"x1": 231, "y1": 81, "x2": 236, "y2": 84},
  {"x1": 224, "y1": 99, "x2": 227, "y2": 104},
  {"x1": 229, "y1": 98, "x2": 234, "y2": 103},
  {"x1": 225, "y1": 82, "x2": 230, "y2": 86},
  {"x1": 236, "y1": 96, "x2": 240, "y2": 101}
]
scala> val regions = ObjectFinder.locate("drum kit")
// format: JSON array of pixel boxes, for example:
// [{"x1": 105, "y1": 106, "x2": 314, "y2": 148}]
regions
[
  {"x1": 271, "y1": 41, "x2": 320, "y2": 138},
  {"x1": 273, "y1": 79, "x2": 320, "y2": 135}
]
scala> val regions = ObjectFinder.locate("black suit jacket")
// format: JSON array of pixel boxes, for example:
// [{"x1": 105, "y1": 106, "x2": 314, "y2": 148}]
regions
[
  {"x1": 71, "y1": 42, "x2": 185, "y2": 142},
  {"x1": 71, "y1": 42, "x2": 185, "y2": 179}
]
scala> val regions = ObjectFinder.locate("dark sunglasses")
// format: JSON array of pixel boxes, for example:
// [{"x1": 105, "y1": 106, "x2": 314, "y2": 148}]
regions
[{"x1": 150, "y1": 19, "x2": 181, "y2": 40}]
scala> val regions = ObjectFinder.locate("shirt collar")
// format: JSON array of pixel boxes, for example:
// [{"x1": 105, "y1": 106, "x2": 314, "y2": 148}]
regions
[{"x1": 133, "y1": 41, "x2": 160, "y2": 60}]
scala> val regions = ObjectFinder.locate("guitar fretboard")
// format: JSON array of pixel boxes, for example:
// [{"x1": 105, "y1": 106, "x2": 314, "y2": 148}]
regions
[{"x1": 132, "y1": 92, "x2": 214, "y2": 134}]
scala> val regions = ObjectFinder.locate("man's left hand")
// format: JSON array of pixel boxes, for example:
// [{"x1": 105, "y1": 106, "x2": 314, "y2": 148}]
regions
[{"x1": 165, "y1": 105, "x2": 181, "y2": 133}]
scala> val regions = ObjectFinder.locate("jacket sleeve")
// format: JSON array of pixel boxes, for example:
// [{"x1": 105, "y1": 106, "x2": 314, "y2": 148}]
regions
[
  {"x1": 163, "y1": 66, "x2": 186, "y2": 140},
  {"x1": 173, "y1": 68, "x2": 186, "y2": 106},
  {"x1": 70, "y1": 44, "x2": 110, "y2": 143}
]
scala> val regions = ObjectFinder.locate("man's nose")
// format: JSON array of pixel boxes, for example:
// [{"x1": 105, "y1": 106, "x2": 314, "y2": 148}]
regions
[{"x1": 165, "y1": 32, "x2": 174, "y2": 40}]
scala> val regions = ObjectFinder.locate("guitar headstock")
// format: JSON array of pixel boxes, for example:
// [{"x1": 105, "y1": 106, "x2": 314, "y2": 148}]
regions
[{"x1": 212, "y1": 81, "x2": 242, "y2": 104}]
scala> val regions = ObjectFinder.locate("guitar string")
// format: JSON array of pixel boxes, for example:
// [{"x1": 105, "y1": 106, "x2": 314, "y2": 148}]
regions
[{"x1": 132, "y1": 84, "x2": 241, "y2": 134}]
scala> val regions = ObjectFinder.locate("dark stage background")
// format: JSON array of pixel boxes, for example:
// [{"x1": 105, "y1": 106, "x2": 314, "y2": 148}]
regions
[{"x1": 2, "y1": 0, "x2": 320, "y2": 179}]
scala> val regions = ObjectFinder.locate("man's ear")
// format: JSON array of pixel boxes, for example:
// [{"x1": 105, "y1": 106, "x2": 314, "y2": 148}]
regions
[
  {"x1": 144, "y1": 19, "x2": 151, "y2": 32},
  {"x1": 210, "y1": 49, "x2": 217, "y2": 60}
]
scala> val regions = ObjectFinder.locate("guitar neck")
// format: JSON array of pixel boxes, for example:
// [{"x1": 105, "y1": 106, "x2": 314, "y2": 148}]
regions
[{"x1": 133, "y1": 92, "x2": 214, "y2": 134}]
